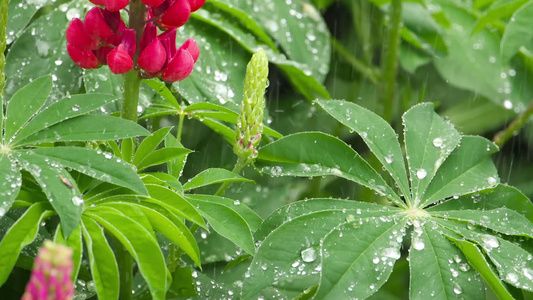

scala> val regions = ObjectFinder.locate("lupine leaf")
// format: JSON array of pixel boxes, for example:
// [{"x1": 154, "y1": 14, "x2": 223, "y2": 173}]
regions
[
  {"x1": 0, "y1": 153, "x2": 21, "y2": 218},
  {"x1": 0, "y1": 203, "x2": 54, "y2": 285},
  {"x1": 4, "y1": 75, "x2": 52, "y2": 142},
  {"x1": 16, "y1": 115, "x2": 150, "y2": 146},
  {"x1": 81, "y1": 216, "x2": 120, "y2": 300},
  {"x1": 136, "y1": 147, "x2": 192, "y2": 171},
  {"x1": 86, "y1": 211, "x2": 167, "y2": 300},
  {"x1": 133, "y1": 127, "x2": 173, "y2": 166},
  {"x1": 317, "y1": 99, "x2": 411, "y2": 201},
  {"x1": 54, "y1": 224, "x2": 83, "y2": 281},
  {"x1": 257, "y1": 132, "x2": 405, "y2": 207},
  {"x1": 23, "y1": 147, "x2": 147, "y2": 195},
  {"x1": 500, "y1": 1, "x2": 533, "y2": 62},
  {"x1": 183, "y1": 168, "x2": 254, "y2": 191}
]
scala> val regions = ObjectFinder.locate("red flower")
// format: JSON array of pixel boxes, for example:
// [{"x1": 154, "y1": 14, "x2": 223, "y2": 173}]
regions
[
  {"x1": 107, "y1": 44, "x2": 134, "y2": 74},
  {"x1": 89, "y1": 0, "x2": 129, "y2": 12},
  {"x1": 66, "y1": 19, "x2": 99, "y2": 50},
  {"x1": 67, "y1": 44, "x2": 101, "y2": 69}
]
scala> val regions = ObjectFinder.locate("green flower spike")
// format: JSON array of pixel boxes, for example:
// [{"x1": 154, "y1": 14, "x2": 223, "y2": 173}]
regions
[{"x1": 234, "y1": 49, "x2": 269, "y2": 165}]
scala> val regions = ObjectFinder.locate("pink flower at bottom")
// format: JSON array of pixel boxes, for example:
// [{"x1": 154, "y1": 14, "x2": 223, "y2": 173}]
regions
[{"x1": 22, "y1": 240, "x2": 74, "y2": 300}]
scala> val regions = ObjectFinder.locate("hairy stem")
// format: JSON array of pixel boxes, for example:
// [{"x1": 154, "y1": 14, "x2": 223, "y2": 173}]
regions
[
  {"x1": 381, "y1": 0, "x2": 402, "y2": 122},
  {"x1": 493, "y1": 101, "x2": 533, "y2": 148}
]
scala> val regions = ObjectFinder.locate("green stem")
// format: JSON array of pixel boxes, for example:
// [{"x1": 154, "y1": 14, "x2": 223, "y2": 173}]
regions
[
  {"x1": 121, "y1": 70, "x2": 142, "y2": 122},
  {"x1": 177, "y1": 112, "x2": 185, "y2": 142},
  {"x1": 493, "y1": 100, "x2": 533, "y2": 148},
  {"x1": 167, "y1": 224, "x2": 199, "y2": 270},
  {"x1": 116, "y1": 243, "x2": 133, "y2": 300},
  {"x1": 330, "y1": 37, "x2": 379, "y2": 85},
  {"x1": 381, "y1": 0, "x2": 402, "y2": 122},
  {"x1": 0, "y1": 0, "x2": 8, "y2": 97},
  {"x1": 215, "y1": 157, "x2": 248, "y2": 196}
]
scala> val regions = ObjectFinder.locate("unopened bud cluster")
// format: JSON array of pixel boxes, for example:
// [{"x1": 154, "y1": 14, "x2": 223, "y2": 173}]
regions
[
  {"x1": 66, "y1": 0, "x2": 205, "y2": 82},
  {"x1": 22, "y1": 240, "x2": 74, "y2": 300},
  {"x1": 234, "y1": 49, "x2": 269, "y2": 162}
]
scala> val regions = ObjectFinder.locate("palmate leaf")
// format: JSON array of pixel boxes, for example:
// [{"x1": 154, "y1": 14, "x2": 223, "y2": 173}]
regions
[
  {"x1": 54, "y1": 224, "x2": 83, "y2": 281},
  {"x1": 183, "y1": 168, "x2": 254, "y2": 191},
  {"x1": 0, "y1": 153, "x2": 21, "y2": 217},
  {"x1": 245, "y1": 100, "x2": 533, "y2": 298}
]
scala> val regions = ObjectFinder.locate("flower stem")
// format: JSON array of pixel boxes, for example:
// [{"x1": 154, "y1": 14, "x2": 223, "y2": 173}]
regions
[
  {"x1": 177, "y1": 112, "x2": 185, "y2": 142},
  {"x1": 121, "y1": 70, "x2": 142, "y2": 122},
  {"x1": 215, "y1": 157, "x2": 248, "y2": 196},
  {"x1": 380, "y1": 0, "x2": 402, "y2": 122},
  {"x1": 493, "y1": 100, "x2": 533, "y2": 148},
  {"x1": 0, "y1": 0, "x2": 8, "y2": 96}
]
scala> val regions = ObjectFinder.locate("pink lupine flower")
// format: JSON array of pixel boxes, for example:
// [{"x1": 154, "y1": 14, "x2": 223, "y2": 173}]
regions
[
  {"x1": 188, "y1": 0, "x2": 206, "y2": 12},
  {"x1": 138, "y1": 38, "x2": 167, "y2": 73},
  {"x1": 89, "y1": 0, "x2": 129, "y2": 12},
  {"x1": 67, "y1": 44, "x2": 101, "y2": 69},
  {"x1": 178, "y1": 38, "x2": 199, "y2": 63},
  {"x1": 21, "y1": 240, "x2": 74, "y2": 300},
  {"x1": 66, "y1": 19, "x2": 99, "y2": 50},
  {"x1": 160, "y1": 48, "x2": 194, "y2": 81},
  {"x1": 107, "y1": 44, "x2": 134, "y2": 74}
]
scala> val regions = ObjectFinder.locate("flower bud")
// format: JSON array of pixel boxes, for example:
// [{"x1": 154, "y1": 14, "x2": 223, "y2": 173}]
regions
[
  {"x1": 22, "y1": 240, "x2": 74, "y2": 300},
  {"x1": 67, "y1": 44, "x2": 100, "y2": 69},
  {"x1": 138, "y1": 39, "x2": 166, "y2": 73},
  {"x1": 107, "y1": 44, "x2": 133, "y2": 74},
  {"x1": 84, "y1": 7, "x2": 113, "y2": 43},
  {"x1": 104, "y1": 0, "x2": 129, "y2": 12},
  {"x1": 119, "y1": 28, "x2": 137, "y2": 58},
  {"x1": 178, "y1": 38, "x2": 199, "y2": 63},
  {"x1": 188, "y1": 0, "x2": 206, "y2": 12},
  {"x1": 142, "y1": 0, "x2": 166, "y2": 7},
  {"x1": 66, "y1": 19, "x2": 99, "y2": 50},
  {"x1": 160, "y1": 0, "x2": 191, "y2": 28},
  {"x1": 140, "y1": 22, "x2": 158, "y2": 51},
  {"x1": 160, "y1": 48, "x2": 194, "y2": 82},
  {"x1": 94, "y1": 46, "x2": 113, "y2": 64}
]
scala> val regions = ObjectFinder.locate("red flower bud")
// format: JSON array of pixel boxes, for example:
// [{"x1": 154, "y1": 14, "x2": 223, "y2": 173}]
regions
[
  {"x1": 66, "y1": 19, "x2": 99, "y2": 50},
  {"x1": 107, "y1": 44, "x2": 133, "y2": 74},
  {"x1": 142, "y1": 0, "x2": 166, "y2": 7},
  {"x1": 178, "y1": 38, "x2": 199, "y2": 63},
  {"x1": 94, "y1": 46, "x2": 113, "y2": 64},
  {"x1": 188, "y1": 0, "x2": 206, "y2": 12},
  {"x1": 89, "y1": 0, "x2": 105, "y2": 6},
  {"x1": 140, "y1": 22, "x2": 158, "y2": 51},
  {"x1": 158, "y1": 28, "x2": 177, "y2": 60},
  {"x1": 138, "y1": 39, "x2": 167, "y2": 73},
  {"x1": 67, "y1": 44, "x2": 101, "y2": 69},
  {"x1": 160, "y1": 0, "x2": 191, "y2": 28},
  {"x1": 84, "y1": 7, "x2": 113, "y2": 43},
  {"x1": 104, "y1": 0, "x2": 129, "y2": 12},
  {"x1": 161, "y1": 48, "x2": 194, "y2": 82},
  {"x1": 120, "y1": 29, "x2": 137, "y2": 58}
]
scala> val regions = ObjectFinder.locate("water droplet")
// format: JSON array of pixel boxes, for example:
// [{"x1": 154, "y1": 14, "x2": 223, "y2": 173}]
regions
[
  {"x1": 480, "y1": 234, "x2": 499, "y2": 251},
  {"x1": 506, "y1": 272, "x2": 518, "y2": 283},
  {"x1": 72, "y1": 196, "x2": 84, "y2": 206},
  {"x1": 384, "y1": 154, "x2": 393, "y2": 164},
  {"x1": 432, "y1": 138, "x2": 443, "y2": 148},
  {"x1": 504, "y1": 100, "x2": 513, "y2": 110},
  {"x1": 412, "y1": 238, "x2": 425, "y2": 250},
  {"x1": 301, "y1": 247, "x2": 317, "y2": 262},
  {"x1": 453, "y1": 283, "x2": 462, "y2": 295},
  {"x1": 382, "y1": 247, "x2": 401, "y2": 260},
  {"x1": 487, "y1": 177, "x2": 497, "y2": 186},
  {"x1": 416, "y1": 169, "x2": 427, "y2": 179}
]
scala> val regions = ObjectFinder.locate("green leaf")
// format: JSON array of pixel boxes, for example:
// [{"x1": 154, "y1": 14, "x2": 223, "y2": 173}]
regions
[
  {"x1": 142, "y1": 172, "x2": 183, "y2": 193},
  {"x1": 315, "y1": 218, "x2": 408, "y2": 299},
  {"x1": 166, "y1": 266, "x2": 196, "y2": 298},
  {"x1": 96, "y1": 202, "x2": 154, "y2": 233},
  {"x1": 183, "y1": 168, "x2": 254, "y2": 191},
  {"x1": 500, "y1": 1, "x2": 533, "y2": 62},
  {"x1": 142, "y1": 79, "x2": 179, "y2": 109},
  {"x1": 4, "y1": 75, "x2": 52, "y2": 142},
  {"x1": 16, "y1": 115, "x2": 150, "y2": 146},
  {"x1": 0, "y1": 202, "x2": 54, "y2": 285},
  {"x1": 473, "y1": 0, "x2": 529, "y2": 34},
  {"x1": 86, "y1": 210, "x2": 167, "y2": 300},
  {"x1": 24, "y1": 147, "x2": 147, "y2": 195},
  {"x1": 134, "y1": 203, "x2": 201, "y2": 267},
  {"x1": 6, "y1": 0, "x2": 40, "y2": 44},
  {"x1": 54, "y1": 224, "x2": 83, "y2": 281},
  {"x1": 243, "y1": 199, "x2": 401, "y2": 298},
  {"x1": 146, "y1": 184, "x2": 206, "y2": 229},
  {"x1": 431, "y1": 208, "x2": 533, "y2": 238},
  {"x1": 165, "y1": 134, "x2": 189, "y2": 179},
  {"x1": 428, "y1": 184, "x2": 533, "y2": 222},
  {"x1": 436, "y1": 219, "x2": 533, "y2": 292},
  {"x1": 11, "y1": 93, "x2": 117, "y2": 146},
  {"x1": 448, "y1": 236, "x2": 517, "y2": 300},
  {"x1": 257, "y1": 132, "x2": 405, "y2": 207},
  {"x1": 0, "y1": 153, "x2": 22, "y2": 217},
  {"x1": 133, "y1": 127, "x2": 173, "y2": 165},
  {"x1": 188, "y1": 197, "x2": 255, "y2": 254},
  {"x1": 194, "y1": 117, "x2": 236, "y2": 145},
  {"x1": 16, "y1": 152, "x2": 82, "y2": 236},
  {"x1": 5, "y1": 8, "x2": 83, "y2": 101},
  {"x1": 136, "y1": 147, "x2": 192, "y2": 171},
  {"x1": 402, "y1": 103, "x2": 461, "y2": 205},
  {"x1": 186, "y1": 194, "x2": 262, "y2": 232},
  {"x1": 81, "y1": 216, "x2": 120, "y2": 300},
  {"x1": 317, "y1": 99, "x2": 410, "y2": 201},
  {"x1": 421, "y1": 136, "x2": 499, "y2": 207},
  {"x1": 409, "y1": 222, "x2": 485, "y2": 299}
]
